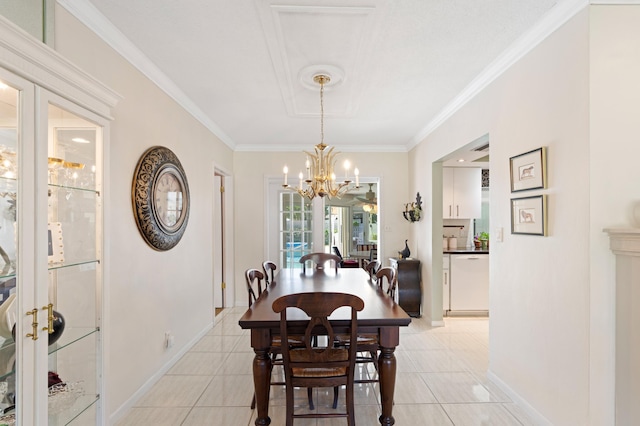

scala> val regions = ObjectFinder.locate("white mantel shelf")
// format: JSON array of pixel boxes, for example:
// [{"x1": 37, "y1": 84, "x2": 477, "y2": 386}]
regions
[
  {"x1": 604, "y1": 227, "x2": 640, "y2": 256},
  {"x1": 604, "y1": 227, "x2": 640, "y2": 425}
]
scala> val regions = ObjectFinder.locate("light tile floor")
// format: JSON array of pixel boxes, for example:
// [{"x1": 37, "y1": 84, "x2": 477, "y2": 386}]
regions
[{"x1": 117, "y1": 308, "x2": 535, "y2": 425}]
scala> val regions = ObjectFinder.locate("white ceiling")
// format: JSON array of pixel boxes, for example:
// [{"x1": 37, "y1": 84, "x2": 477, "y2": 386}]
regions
[{"x1": 63, "y1": 0, "x2": 579, "y2": 153}]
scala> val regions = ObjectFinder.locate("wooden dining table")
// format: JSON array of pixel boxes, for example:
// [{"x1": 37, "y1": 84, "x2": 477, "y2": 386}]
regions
[{"x1": 238, "y1": 267, "x2": 412, "y2": 425}]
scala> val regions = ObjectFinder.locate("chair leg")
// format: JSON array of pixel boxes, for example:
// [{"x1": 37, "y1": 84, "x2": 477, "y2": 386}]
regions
[
  {"x1": 332, "y1": 386, "x2": 339, "y2": 409},
  {"x1": 307, "y1": 387, "x2": 315, "y2": 410},
  {"x1": 286, "y1": 382, "x2": 294, "y2": 426},
  {"x1": 346, "y1": 381, "x2": 355, "y2": 426}
]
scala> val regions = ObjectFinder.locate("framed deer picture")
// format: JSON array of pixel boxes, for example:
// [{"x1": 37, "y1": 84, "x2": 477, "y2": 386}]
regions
[
  {"x1": 510, "y1": 147, "x2": 547, "y2": 192},
  {"x1": 511, "y1": 195, "x2": 547, "y2": 236}
]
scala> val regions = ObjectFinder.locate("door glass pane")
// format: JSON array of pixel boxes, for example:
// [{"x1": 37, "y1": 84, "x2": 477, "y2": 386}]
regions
[
  {"x1": 0, "y1": 82, "x2": 18, "y2": 421},
  {"x1": 279, "y1": 192, "x2": 312, "y2": 269},
  {"x1": 47, "y1": 104, "x2": 101, "y2": 424}
]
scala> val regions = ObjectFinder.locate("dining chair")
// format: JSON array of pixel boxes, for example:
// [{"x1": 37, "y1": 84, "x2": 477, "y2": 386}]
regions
[
  {"x1": 273, "y1": 292, "x2": 364, "y2": 425},
  {"x1": 362, "y1": 248, "x2": 377, "y2": 268},
  {"x1": 245, "y1": 268, "x2": 315, "y2": 410},
  {"x1": 376, "y1": 266, "x2": 397, "y2": 299},
  {"x1": 332, "y1": 246, "x2": 359, "y2": 268},
  {"x1": 245, "y1": 268, "x2": 265, "y2": 307},
  {"x1": 299, "y1": 252, "x2": 340, "y2": 273},
  {"x1": 364, "y1": 260, "x2": 380, "y2": 282},
  {"x1": 262, "y1": 260, "x2": 277, "y2": 285},
  {"x1": 332, "y1": 262, "x2": 380, "y2": 384}
]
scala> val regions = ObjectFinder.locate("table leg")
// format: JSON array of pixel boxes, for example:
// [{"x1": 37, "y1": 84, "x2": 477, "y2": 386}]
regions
[
  {"x1": 378, "y1": 346, "x2": 397, "y2": 425},
  {"x1": 253, "y1": 348, "x2": 272, "y2": 426}
]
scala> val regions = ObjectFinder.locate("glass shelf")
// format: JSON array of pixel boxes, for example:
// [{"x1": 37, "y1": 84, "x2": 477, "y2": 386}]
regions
[
  {"x1": 0, "y1": 259, "x2": 98, "y2": 283},
  {"x1": 47, "y1": 183, "x2": 99, "y2": 196},
  {"x1": 0, "y1": 328, "x2": 98, "y2": 382},
  {"x1": 48, "y1": 259, "x2": 99, "y2": 273},
  {"x1": 0, "y1": 393, "x2": 100, "y2": 426},
  {"x1": 49, "y1": 393, "x2": 99, "y2": 426}
]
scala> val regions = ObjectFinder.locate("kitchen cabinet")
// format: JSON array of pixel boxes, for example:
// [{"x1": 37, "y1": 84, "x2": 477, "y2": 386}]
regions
[
  {"x1": 443, "y1": 167, "x2": 481, "y2": 219},
  {"x1": 443, "y1": 254, "x2": 450, "y2": 313},
  {"x1": 450, "y1": 254, "x2": 489, "y2": 312},
  {"x1": 0, "y1": 18, "x2": 117, "y2": 425},
  {"x1": 389, "y1": 258, "x2": 421, "y2": 317}
]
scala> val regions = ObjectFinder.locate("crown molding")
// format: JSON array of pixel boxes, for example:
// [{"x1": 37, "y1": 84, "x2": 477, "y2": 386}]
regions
[
  {"x1": 0, "y1": 13, "x2": 120, "y2": 118},
  {"x1": 234, "y1": 143, "x2": 407, "y2": 153},
  {"x1": 406, "y1": 0, "x2": 590, "y2": 150},
  {"x1": 57, "y1": 0, "x2": 236, "y2": 150}
]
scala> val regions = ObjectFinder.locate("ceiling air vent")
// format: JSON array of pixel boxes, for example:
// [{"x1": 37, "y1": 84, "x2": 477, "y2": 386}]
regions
[{"x1": 473, "y1": 143, "x2": 490, "y2": 152}]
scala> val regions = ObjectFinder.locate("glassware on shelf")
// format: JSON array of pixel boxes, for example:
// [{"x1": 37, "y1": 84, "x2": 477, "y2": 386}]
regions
[{"x1": 47, "y1": 157, "x2": 64, "y2": 184}]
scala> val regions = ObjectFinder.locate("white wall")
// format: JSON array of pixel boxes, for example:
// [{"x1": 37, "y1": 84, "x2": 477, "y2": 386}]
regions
[
  {"x1": 589, "y1": 5, "x2": 640, "y2": 425},
  {"x1": 410, "y1": 9, "x2": 592, "y2": 425},
  {"x1": 233, "y1": 151, "x2": 410, "y2": 307},
  {"x1": 54, "y1": 6, "x2": 234, "y2": 421}
]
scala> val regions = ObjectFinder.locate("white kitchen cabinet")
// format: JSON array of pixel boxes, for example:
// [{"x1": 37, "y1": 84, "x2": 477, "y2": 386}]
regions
[
  {"x1": 450, "y1": 254, "x2": 489, "y2": 312},
  {"x1": 443, "y1": 167, "x2": 481, "y2": 219},
  {"x1": 443, "y1": 254, "x2": 450, "y2": 313},
  {"x1": 0, "y1": 17, "x2": 117, "y2": 424}
]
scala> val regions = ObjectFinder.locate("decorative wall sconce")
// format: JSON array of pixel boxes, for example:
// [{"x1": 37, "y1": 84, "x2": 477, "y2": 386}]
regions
[{"x1": 403, "y1": 192, "x2": 422, "y2": 223}]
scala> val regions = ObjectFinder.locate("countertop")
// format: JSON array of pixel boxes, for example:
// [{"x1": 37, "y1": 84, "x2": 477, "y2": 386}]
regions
[{"x1": 444, "y1": 248, "x2": 489, "y2": 254}]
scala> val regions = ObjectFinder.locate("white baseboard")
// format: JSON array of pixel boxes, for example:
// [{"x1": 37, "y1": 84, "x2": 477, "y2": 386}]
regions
[
  {"x1": 108, "y1": 323, "x2": 214, "y2": 425},
  {"x1": 431, "y1": 320, "x2": 445, "y2": 327},
  {"x1": 486, "y1": 369, "x2": 553, "y2": 426}
]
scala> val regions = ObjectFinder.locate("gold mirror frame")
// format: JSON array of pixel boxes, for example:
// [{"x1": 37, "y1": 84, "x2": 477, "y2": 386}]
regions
[{"x1": 132, "y1": 146, "x2": 190, "y2": 251}]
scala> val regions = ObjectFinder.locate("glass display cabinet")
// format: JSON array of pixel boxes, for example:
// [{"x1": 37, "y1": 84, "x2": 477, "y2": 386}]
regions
[{"x1": 0, "y1": 16, "x2": 117, "y2": 425}]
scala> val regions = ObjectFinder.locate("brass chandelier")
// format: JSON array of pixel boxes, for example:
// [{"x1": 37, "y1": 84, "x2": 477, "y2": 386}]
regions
[{"x1": 282, "y1": 74, "x2": 360, "y2": 199}]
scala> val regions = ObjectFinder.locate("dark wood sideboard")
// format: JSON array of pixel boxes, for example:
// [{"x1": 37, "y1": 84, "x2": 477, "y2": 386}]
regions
[{"x1": 389, "y1": 258, "x2": 422, "y2": 317}]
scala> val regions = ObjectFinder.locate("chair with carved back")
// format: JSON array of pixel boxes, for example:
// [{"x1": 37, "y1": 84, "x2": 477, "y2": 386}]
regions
[
  {"x1": 245, "y1": 268, "x2": 309, "y2": 409},
  {"x1": 245, "y1": 268, "x2": 266, "y2": 409},
  {"x1": 362, "y1": 248, "x2": 378, "y2": 270},
  {"x1": 376, "y1": 266, "x2": 397, "y2": 299},
  {"x1": 299, "y1": 252, "x2": 340, "y2": 273},
  {"x1": 334, "y1": 261, "x2": 381, "y2": 384},
  {"x1": 245, "y1": 268, "x2": 265, "y2": 307},
  {"x1": 273, "y1": 292, "x2": 364, "y2": 425},
  {"x1": 364, "y1": 260, "x2": 380, "y2": 282},
  {"x1": 262, "y1": 260, "x2": 277, "y2": 285}
]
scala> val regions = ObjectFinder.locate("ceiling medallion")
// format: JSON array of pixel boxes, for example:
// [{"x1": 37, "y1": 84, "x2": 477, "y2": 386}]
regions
[{"x1": 282, "y1": 74, "x2": 360, "y2": 200}]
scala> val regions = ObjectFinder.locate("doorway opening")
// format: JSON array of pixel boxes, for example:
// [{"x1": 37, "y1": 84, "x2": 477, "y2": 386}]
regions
[{"x1": 434, "y1": 134, "x2": 490, "y2": 324}]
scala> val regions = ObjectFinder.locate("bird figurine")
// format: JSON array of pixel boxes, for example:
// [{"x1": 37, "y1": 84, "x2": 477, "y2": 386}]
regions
[{"x1": 399, "y1": 240, "x2": 410, "y2": 259}]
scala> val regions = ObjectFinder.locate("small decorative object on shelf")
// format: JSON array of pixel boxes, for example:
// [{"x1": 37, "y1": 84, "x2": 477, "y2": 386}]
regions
[
  {"x1": 403, "y1": 192, "x2": 422, "y2": 223},
  {"x1": 399, "y1": 240, "x2": 411, "y2": 259}
]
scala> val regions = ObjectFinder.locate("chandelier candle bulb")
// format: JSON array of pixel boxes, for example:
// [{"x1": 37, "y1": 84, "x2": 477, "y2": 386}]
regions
[
  {"x1": 283, "y1": 166, "x2": 288, "y2": 186},
  {"x1": 355, "y1": 168, "x2": 359, "y2": 187},
  {"x1": 298, "y1": 172, "x2": 303, "y2": 188}
]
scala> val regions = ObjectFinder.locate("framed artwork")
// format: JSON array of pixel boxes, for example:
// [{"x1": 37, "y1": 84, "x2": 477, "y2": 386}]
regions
[
  {"x1": 511, "y1": 195, "x2": 547, "y2": 236},
  {"x1": 48, "y1": 222, "x2": 64, "y2": 264},
  {"x1": 510, "y1": 147, "x2": 546, "y2": 192}
]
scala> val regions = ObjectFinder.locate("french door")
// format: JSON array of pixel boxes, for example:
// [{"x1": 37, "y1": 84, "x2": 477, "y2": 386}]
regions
[
  {"x1": 267, "y1": 181, "x2": 323, "y2": 269},
  {"x1": 266, "y1": 179, "x2": 380, "y2": 268}
]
